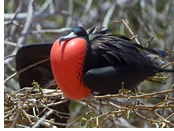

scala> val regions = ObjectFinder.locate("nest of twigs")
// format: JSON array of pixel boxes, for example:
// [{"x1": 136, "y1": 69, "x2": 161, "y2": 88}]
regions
[
  {"x1": 4, "y1": 79, "x2": 174, "y2": 128},
  {"x1": 4, "y1": 81, "x2": 69, "y2": 128}
]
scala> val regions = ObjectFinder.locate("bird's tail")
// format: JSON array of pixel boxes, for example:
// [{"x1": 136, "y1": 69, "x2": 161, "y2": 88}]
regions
[{"x1": 159, "y1": 68, "x2": 174, "y2": 73}]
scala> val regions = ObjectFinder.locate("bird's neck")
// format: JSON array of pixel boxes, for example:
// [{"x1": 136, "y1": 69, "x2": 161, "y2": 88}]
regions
[{"x1": 82, "y1": 41, "x2": 93, "y2": 73}]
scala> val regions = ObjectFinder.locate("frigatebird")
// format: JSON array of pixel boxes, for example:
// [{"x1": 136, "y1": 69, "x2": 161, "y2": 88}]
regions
[
  {"x1": 50, "y1": 26, "x2": 174, "y2": 100},
  {"x1": 16, "y1": 25, "x2": 174, "y2": 101}
]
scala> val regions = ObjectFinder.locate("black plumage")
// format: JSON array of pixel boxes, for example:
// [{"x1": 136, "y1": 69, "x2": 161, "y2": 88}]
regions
[
  {"x1": 71, "y1": 26, "x2": 173, "y2": 94},
  {"x1": 16, "y1": 43, "x2": 70, "y2": 127},
  {"x1": 16, "y1": 26, "x2": 173, "y2": 97}
]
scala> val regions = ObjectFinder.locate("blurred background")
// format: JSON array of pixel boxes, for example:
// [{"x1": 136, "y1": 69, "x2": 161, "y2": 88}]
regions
[{"x1": 4, "y1": 0, "x2": 174, "y2": 128}]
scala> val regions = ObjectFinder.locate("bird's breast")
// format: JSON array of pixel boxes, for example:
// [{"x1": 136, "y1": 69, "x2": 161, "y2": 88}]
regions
[{"x1": 50, "y1": 38, "x2": 91, "y2": 100}]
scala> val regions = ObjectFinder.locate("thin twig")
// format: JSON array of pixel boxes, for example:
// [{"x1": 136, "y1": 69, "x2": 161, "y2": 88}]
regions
[
  {"x1": 121, "y1": 19, "x2": 141, "y2": 45},
  {"x1": 94, "y1": 88, "x2": 174, "y2": 99},
  {"x1": 11, "y1": 97, "x2": 21, "y2": 127},
  {"x1": 146, "y1": 36, "x2": 155, "y2": 47},
  {"x1": 154, "y1": 110, "x2": 174, "y2": 127},
  {"x1": 32, "y1": 109, "x2": 54, "y2": 128},
  {"x1": 161, "y1": 62, "x2": 174, "y2": 69},
  {"x1": 4, "y1": 58, "x2": 50, "y2": 84}
]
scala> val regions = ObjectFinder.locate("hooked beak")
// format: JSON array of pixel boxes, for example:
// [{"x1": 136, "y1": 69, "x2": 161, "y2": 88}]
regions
[{"x1": 59, "y1": 32, "x2": 77, "y2": 45}]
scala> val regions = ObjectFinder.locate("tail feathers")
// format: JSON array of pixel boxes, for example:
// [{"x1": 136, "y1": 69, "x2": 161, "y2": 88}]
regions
[{"x1": 159, "y1": 68, "x2": 174, "y2": 73}]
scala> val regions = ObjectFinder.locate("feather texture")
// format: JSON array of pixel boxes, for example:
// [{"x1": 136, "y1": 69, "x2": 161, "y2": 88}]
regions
[{"x1": 84, "y1": 26, "x2": 163, "y2": 93}]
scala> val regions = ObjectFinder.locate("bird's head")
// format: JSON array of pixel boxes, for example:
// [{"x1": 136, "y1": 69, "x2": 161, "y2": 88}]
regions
[{"x1": 59, "y1": 26, "x2": 89, "y2": 45}]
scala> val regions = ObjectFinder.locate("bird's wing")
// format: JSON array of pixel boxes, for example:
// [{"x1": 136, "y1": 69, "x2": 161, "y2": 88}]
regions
[
  {"x1": 87, "y1": 26, "x2": 147, "y2": 66},
  {"x1": 16, "y1": 43, "x2": 54, "y2": 88},
  {"x1": 84, "y1": 26, "x2": 159, "y2": 93},
  {"x1": 87, "y1": 26, "x2": 165, "y2": 66},
  {"x1": 84, "y1": 65, "x2": 147, "y2": 94},
  {"x1": 16, "y1": 43, "x2": 70, "y2": 126}
]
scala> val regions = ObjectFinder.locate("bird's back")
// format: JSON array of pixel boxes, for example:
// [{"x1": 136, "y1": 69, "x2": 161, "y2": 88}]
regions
[{"x1": 84, "y1": 26, "x2": 161, "y2": 93}]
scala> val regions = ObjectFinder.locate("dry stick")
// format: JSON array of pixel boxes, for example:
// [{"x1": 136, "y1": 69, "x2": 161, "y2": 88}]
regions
[
  {"x1": 95, "y1": 115, "x2": 111, "y2": 128},
  {"x1": 15, "y1": 124, "x2": 30, "y2": 128},
  {"x1": 166, "y1": 49, "x2": 174, "y2": 55},
  {"x1": 87, "y1": 103, "x2": 101, "y2": 114},
  {"x1": 166, "y1": 113, "x2": 174, "y2": 120},
  {"x1": 94, "y1": 100, "x2": 172, "y2": 112},
  {"x1": 21, "y1": 109, "x2": 33, "y2": 125},
  {"x1": 46, "y1": 99, "x2": 69, "y2": 107},
  {"x1": 94, "y1": 88, "x2": 174, "y2": 99},
  {"x1": 129, "y1": 88, "x2": 173, "y2": 98},
  {"x1": 4, "y1": 0, "x2": 23, "y2": 22},
  {"x1": 134, "y1": 111, "x2": 161, "y2": 124},
  {"x1": 152, "y1": 76, "x2": 170, "y2": 80},
  {"x1": 11, "y1": 97, "x2": 21, "y2": 128},
  {"x1": 80, "y1": 100, "x2": 101, "y2": 114},
  {"x1": 32, "y1": 109, "x2": 54, "y2": 128},
  {"x1": 108, "y1": 102, "x2": 173, "y2": 112},
  {"x1": 108, "y1": 117, "x2": 119, "y2": 128},
  {"x1": 15, "y1": 87, "x2": 62, "y2": 95},
  {"x1": 4, "y1": 41, "x2": 18, "y2": 47},
  {"x1": 4, "y1": 58, "x2": 50, "y2": 84},
  {"x1": 146, "y1": 36, "x2": 155, "y2": 47},
  {"x1": 161, "y1": 62, "x2": 174, "y2": 69},
  {"x1": 164, "y1": 84, "x2": 174, "y2": 102},
  {"x1": 108, "y1": 101, "x2": 128, "y2": 110},
  {"x1": 66, "y1": 115, "x2": 83, "y2": 128},
  {"x1": 5, "y1": 89, "x2": 67, "y2": 116},
  {"x1": 85, "y1": 110, "x2": 123, "y2": 127},
  {"x1": 113, "y1": 19, "x2": 141, "y2": 45},
  {"x1": 146, "y1": 78, "x2": 167, "y2": 84},
  {"x1": 96, "y1": 116, "x2": 99, "y2": 127},
  {"x1": 168, "y1": 97, "x2": 174, "y2": 100},
  {"x1": 4, "y1": 11, "x2": 19, "y2": 26},
  {"x1": 21, "y1": 114, "x2": 52, "y2": 127},
  {"x1": 4, "y1": 54, "x2": 16, "y2": 60},
  {"x1": 120, "y1": 19, "x2": 141, "y2": 45},
  {"x1": 66, "y1": 111, "x2": 92, "y2": 128},
  {"x1": 44, "y1": 119, "x2": 69, "y2": 127},
  {"x1": 41, "y1": 103, "x2": 70, "y2": 118},
  {"x1": 162, "y1": 82, "x2": 174, "y2": 118},
  {"x1": 154, "y1": 110, "x2": 174, "y2": 127},
  {"x1": 21, "y1": 99, "x2": 69, "y2": 110},
  {"x1": 4, "y1": 0, "x2": 23, "y2": 27}
]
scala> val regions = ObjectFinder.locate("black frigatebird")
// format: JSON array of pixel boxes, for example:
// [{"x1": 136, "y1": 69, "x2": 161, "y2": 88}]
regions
[
  {"x1": 15, "y1": 25, "x2": 174, "y2": 126},
  {"x1": 16, "y1": 26, "x2": 174, "y2": 101},
  {"x1": 50, "y1": 26, "x2": 174, "y2": 100}
]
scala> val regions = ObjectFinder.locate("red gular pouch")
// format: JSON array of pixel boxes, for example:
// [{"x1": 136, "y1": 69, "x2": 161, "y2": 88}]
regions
[{"x1": 50, "y1": 38, "x2": 91, "y2": 100}]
